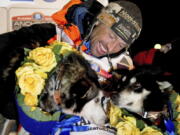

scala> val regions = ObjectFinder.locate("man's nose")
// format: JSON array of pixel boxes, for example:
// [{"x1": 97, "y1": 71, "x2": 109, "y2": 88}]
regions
[{"x1": 106, "y1": 41, "x2": 118, "y2": 53}]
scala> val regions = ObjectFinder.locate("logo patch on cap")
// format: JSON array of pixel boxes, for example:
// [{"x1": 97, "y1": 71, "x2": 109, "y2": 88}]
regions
[{"x1": 111, "y1": 15, "x2": 138, "y2": 44}]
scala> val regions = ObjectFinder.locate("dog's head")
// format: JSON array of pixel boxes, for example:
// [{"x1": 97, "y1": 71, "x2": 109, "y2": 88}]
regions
[
  {"x1": 40, "y1": 52, "x2": 100, "y2": 114},
  {"x1": 111, "y1": 66, "x2": 170, "y2": 114}
]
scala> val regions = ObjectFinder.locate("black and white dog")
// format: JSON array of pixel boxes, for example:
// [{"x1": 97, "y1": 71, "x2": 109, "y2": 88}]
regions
[
  {"x1": 109, "y1": 66, "x2": 171, "y2": 119},
  {"x1": 39, "y1": 53, "x2": 108, "y2": 126}
]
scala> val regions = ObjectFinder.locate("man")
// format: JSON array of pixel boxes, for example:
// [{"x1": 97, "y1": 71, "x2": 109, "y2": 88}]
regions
[
  {"x1": 52, "y1": 0, "x2": 142, "y2": 56},
  {"x1": 50, "y1": 0, "x2": 142, "y2": 76}
]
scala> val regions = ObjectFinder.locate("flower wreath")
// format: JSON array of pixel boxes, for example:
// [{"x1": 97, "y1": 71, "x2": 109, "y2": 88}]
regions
[
  {"x1": 108, "y1": 92, "x2": 180, "y2": 135},
  {"x1": 15, "y1": 41, "x2": 85, "y2": 134}
]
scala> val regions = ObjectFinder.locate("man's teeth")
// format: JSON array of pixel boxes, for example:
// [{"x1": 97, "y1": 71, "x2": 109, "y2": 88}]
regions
[{"x1": 99, "y1": 44, "x2": 107, "y2": 52}]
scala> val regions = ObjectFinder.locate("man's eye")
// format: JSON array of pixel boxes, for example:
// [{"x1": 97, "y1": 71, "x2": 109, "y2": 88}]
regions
[{"x1": 119, "y1": 43, "x2": 127, "y2": 48}]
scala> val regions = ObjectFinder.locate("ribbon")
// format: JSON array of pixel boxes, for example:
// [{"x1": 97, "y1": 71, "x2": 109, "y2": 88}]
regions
[
  {"x1": 51, "y1": 115, "x2": 89, "y2": 135},
  {"x1": 16, "y1": 99, "x2": 89, "y2": 135},
  {"x1": 164, "y1": 119, "x2": 175, "y2": 135},
  {"x1": 164, "y1": 101, "x2": 175, "y2": 135}
]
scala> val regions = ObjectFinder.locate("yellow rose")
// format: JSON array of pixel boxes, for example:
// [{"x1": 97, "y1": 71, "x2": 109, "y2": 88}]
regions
[
  {"x1": 175, "y1": 95, "x2": 180, "y2": 105},
  {"x1": 16, "y1": 63, "x2": 47, "y2": 79},
  {"x1": 177, "y1": 124, "x2": 180, "y2": 135},
  {"x1": 34, "y1": 70, "x2": 47, "y2": 79},
  {"x1": 141, "y1": 127, "x2": 163, "y2": 135},
  {"x1": 28, "y1": 47, "x2": 57, "y2": 72},
  {"x1": 16, "y1": 64, "x2": 34, "y2": 78},
  {"x1": 176, "y1": 105, "x2": 180, "y2": 112},
  {"x1": 59, "y1": 45, "x2": 75, "y2": 54},
  {"x1": 49, "y1": 41, "x2": 73, "y2": 49},
  {"x1": 24, "y1": 93, "x2": 38, "y2": 107},
  {"x1": 116, "y1": 121, "x2": 140, "y2": 135},
  {"x1": 18, "y1": 72, "x2": 45, "y2": 96},
  {"x1": 176, "y1": 113, "x2": 180, "y2": 122},
  {"x1": 109, "y1": 103, "x2": 122, "y2": 126},
  {"x1": 123, "y1": 116, "x2": 137, "y2": 126}
]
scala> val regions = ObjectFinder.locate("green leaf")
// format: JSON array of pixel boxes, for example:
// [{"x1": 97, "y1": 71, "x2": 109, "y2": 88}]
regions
[
  {"x1": 52, "y1": 45, "x2": 62, "y2": 55},
  {"x1": 21, "y1": 58, "x2": 34, "y2": 65},
  {"x1": 121, "y1": 109, "x2": 131, "y2": 116},
  {"x1": 173, "y1": 111, "x2": 180, "y2": 119},
  {"x1": 52, "y1": 45, "x2": 63, "y2": 62},
  {"x1": 136, "y1": 119, "x2": 145, "y2": 130},
  {"x1": 55, "y1": 54, "x2": 62, "y2": 62},
  {"x1": 24, "y1": 48, "x2": 31, "y2": 56},
  {"x1": 170, "y1": 92, "x2": 178, "y2": 102},
  {"x1": 62, "y1": 51, "x2": 72, "y2": 57},
  {"x1": 15, "y1": 85, "x2": 20, "y2": 94}
]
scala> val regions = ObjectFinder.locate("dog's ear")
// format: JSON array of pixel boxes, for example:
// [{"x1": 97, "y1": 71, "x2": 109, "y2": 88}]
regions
[
  {"x1": 143, "y1": 79, "x2": 170, "y2": 112},
  {"x1": 143, "y1": 90, "x2": 169, "y2": 112},
  {"x1": 157, "y1": 81, "x2": 173, "y2": 92},
  {"x1": 100, "y1": 68, "x2": 130, "y2": 92},
  {"x1": 81, "y1": 86, "x2": 99, "y2": 100}
]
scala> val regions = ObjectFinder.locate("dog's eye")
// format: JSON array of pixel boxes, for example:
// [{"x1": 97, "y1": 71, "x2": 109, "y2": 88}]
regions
[
  {"x1": 126, "y1": 102, "x2": 133, "y2": 106},
  {"x1": 134, "y1": 84, "x2": 141, "y2": 89},
  {"x1": 132, "y1": 83, "x2": 142, "y2": 93}
]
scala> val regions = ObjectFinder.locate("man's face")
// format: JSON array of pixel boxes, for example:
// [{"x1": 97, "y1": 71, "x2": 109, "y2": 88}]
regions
[{"x1": 90, "y1": 23, "x2": 128, "y2": 57}]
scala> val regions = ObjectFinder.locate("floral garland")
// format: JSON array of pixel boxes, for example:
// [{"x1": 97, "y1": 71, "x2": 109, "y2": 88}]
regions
[
  {"x1": 15, "y1": 41, "x2": 78, "y2": 121},
  {"x1": 108, "y1": 92, "x2": 180, "y2": 135},
  {"x1": 15, "y1": 40, "x2": 180, "y2": 134}
]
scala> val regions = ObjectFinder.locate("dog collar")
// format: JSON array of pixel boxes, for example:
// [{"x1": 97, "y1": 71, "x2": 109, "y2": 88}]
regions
[
  {"x1": 142, "y1": 101, "x2": 176, "y2": 134},
  {"x1": 142, "y1": 111, "x2": 166, "y2": 120},
  {"x1": 101, "y1": 96, "x2": 111, "y2": 115}
]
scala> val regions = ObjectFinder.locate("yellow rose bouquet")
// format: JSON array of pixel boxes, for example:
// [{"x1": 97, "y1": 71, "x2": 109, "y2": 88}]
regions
[
  {"x1": 108, "y1": 91, "x2": 180, "y2": 135},
  {"x1": 15, "y1": 41, "x2": 80, "y2": 134}
]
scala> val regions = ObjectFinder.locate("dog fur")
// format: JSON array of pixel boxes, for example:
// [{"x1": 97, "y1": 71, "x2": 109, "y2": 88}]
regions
[
  {"x1": 39, "y1": 53, "x2": 108, "y2": 125},
  {"x1": 110, "y1": 66, "x2": 170, "y2": 115}
]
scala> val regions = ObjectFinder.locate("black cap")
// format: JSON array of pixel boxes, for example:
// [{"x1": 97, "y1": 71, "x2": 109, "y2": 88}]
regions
[{"x1": 97, "y1": 0, "x2": 142, "y2": 45}]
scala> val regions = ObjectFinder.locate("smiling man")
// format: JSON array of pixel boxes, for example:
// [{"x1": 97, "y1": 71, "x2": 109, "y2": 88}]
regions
[
  {"x1": 87, "y1": 1, "x2": 142, "y2": 58},
  {"x1": 52, "y1": 0, "x2": 142, "y2": 60},
  {"x1": 90, "y1": 23, "x2": 128, "y2": 57}
]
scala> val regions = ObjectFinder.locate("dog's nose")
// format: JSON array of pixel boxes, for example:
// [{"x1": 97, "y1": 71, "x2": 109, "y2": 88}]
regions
[{"x1": 110, "y1": 93, "x2": 118, "y2": 100}]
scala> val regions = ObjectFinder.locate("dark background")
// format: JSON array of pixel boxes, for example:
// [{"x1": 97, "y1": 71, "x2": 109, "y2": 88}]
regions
[{"x1": 125, "y1": 0, "x2": 180, "y2": 56}]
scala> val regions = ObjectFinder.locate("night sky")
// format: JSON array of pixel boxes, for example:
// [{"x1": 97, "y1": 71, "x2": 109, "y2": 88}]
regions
[{"x1": 125, "y1": 0, "x2": 180, "y2": 56}]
